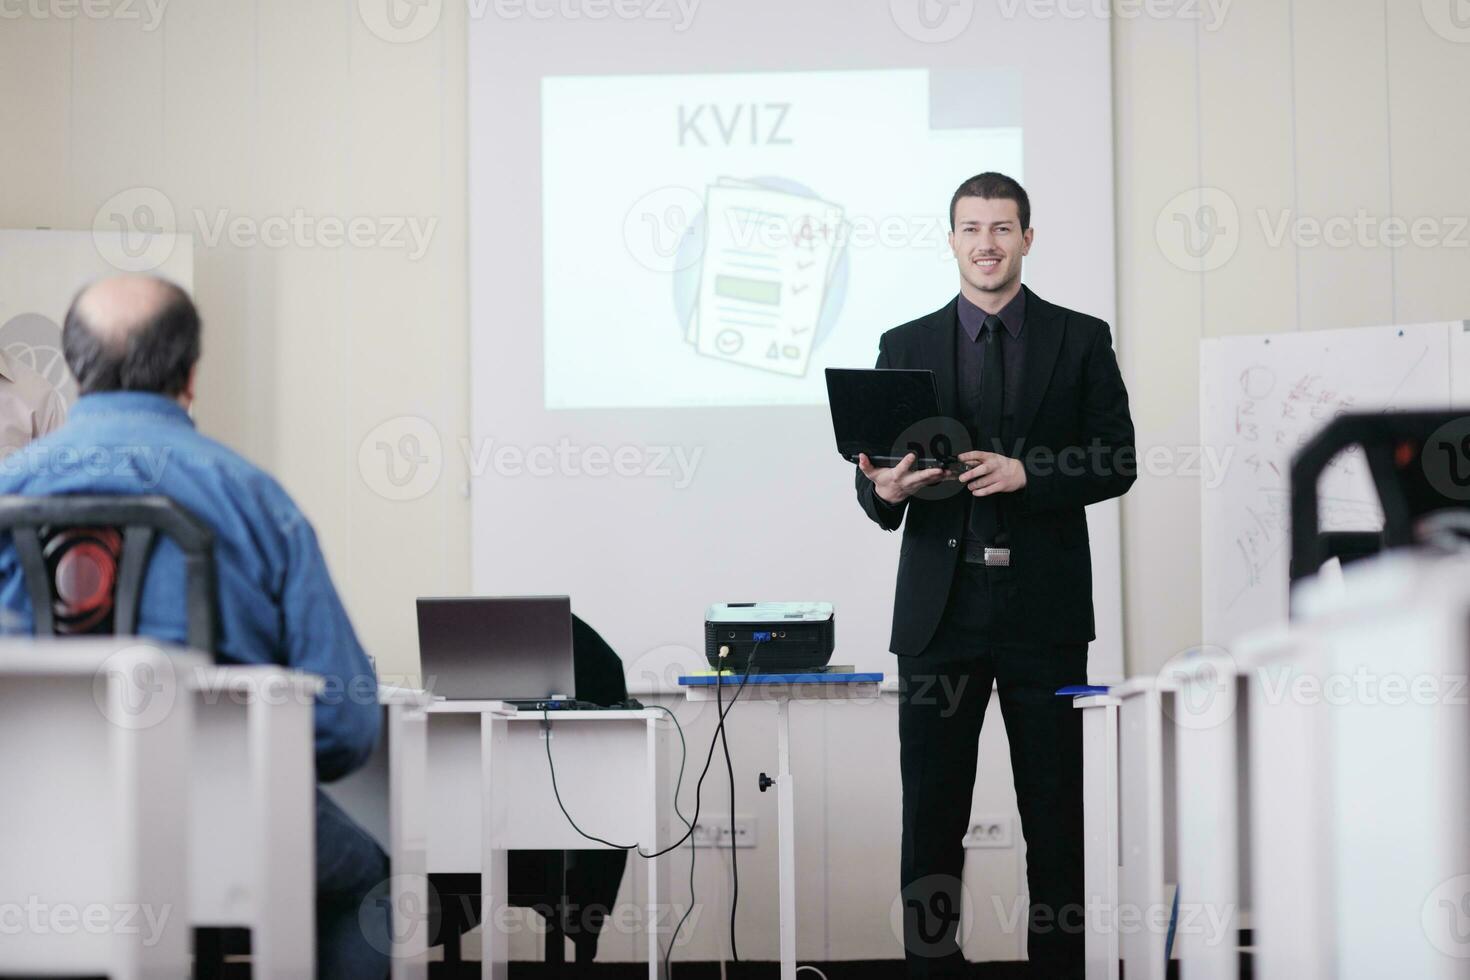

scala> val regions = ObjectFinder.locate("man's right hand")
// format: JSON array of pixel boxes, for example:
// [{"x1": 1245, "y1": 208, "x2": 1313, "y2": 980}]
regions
[{"x1": 858, "y1": 452, "x2": 947, "y2": 505}]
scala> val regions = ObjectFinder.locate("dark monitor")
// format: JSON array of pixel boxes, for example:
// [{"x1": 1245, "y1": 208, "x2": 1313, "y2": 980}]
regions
[{"x1": 415, "y1": 595, "x2": 574, "y2": 701}]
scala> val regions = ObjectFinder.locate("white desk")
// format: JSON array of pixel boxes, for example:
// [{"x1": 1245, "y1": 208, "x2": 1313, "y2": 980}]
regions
[
  {"x1": 384, "y1": 686, "x2": 435, "y2": 976},
  {"x1": 327, "y1": 687, "x2": 464, "y2": 975},
  {"x1": 1300, "y1": 554, "x2": 1470, "y2": 980},
  {"x1": 186, "y1": 664, "x2": 321, "y2": 975},
  {"x1": 1243, "y1": 626, "x2": 1335, "y2": 980},
  {"x1": 0, "y1": 638, "x2": 205, "y2": 980},
  {"x1": 332, "y1": 697, "x2": 669, "y2": 977},
  {"x1": 1075, "y1": 692, "x2": 1121, "y2": 980},
  {"x1": 1165, "y1": 650, "x2": 1244, "y2": 980},
  {"x1": 187, "y1": 664, "x2": 323, "y2": 978},
  {"x1": 681, "y1": 672, "x2": 883, "y2": 980},
  {"x1": 325, "y1": 685, "x2": 436, "y2": 979},
  {"x1": 1113, "y1": 676, "x2": 1178, "y2": 980},
  {"x1": 423, "y1": 701, "x2": 669, "y2": 980},
  {"x1": 1246, "y1": 551, "x2": 1470, "y2": 980}
]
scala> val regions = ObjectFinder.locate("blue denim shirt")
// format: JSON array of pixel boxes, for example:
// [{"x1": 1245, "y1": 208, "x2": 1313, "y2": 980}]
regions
[{"x1": 0, "y1": 392, "x2": 379, "y2": 781}]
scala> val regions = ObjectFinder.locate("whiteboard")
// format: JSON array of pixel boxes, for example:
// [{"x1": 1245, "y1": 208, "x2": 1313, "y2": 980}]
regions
[
  {"x1": 1201, "y1": 321, "x2": 1462, "y2": 646},
  {"x1": 0, "y1": 229, "x2": 195, "y2": 407}
]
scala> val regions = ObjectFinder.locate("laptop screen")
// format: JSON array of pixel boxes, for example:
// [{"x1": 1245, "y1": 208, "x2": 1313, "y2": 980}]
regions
[
  {"x1": 415, "y1": 595, "x2": 574, "y2": 701},
  {"x1": 824, "y1": 368, "x2": 942, "y2": 460}
]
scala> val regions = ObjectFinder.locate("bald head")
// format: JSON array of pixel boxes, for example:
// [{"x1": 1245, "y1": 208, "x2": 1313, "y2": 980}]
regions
[{"x1": 63, "y1": 275, "x2": 200, "y2": 399}]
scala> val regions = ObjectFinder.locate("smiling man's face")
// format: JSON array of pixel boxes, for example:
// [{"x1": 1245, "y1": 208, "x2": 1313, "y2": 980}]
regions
[{"x1": 948, "y1": 195, "x2": 1033, "y2": 304}]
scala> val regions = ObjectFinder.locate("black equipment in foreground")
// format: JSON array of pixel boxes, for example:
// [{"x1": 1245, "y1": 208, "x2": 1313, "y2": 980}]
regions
[{"x1": 1289, "y1": 410, "x2": 1470, "y2": 597}]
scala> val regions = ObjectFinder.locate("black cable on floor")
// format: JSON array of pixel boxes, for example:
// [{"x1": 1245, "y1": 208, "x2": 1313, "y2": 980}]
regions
[
  {"x1": 671, "y1": 641, "x2": 758, "y2": 974},
  {"x1": 541, "y1": 644, "x2": 761, "y2": 975},
  {"x1": 541, "y1": 660, "x2": 752, "y2": 859},
  {"x1": 542, "y1": 702, "x2": 689, "y2": 977},
  {"x1": 715, "y1": 648, "x2": 743, "y2": 964}
]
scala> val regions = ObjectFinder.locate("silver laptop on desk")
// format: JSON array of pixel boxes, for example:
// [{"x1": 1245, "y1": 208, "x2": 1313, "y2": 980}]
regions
[{"x1": 415, "y1": 595, "x2": 578, "y2": 706}]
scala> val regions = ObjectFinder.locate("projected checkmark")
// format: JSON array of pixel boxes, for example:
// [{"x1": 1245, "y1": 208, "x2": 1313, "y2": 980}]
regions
[
  {"x1": 797, "y1": 259, "x2": 815, "y2": 270},
  {"x1": 792, "y1": 284, "x2": 810, "y2": 295}
]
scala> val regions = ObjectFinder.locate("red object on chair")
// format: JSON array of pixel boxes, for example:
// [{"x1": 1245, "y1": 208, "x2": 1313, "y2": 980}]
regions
[{"x1": 45, "y1": 527, "x2": 123, "y2": 634}]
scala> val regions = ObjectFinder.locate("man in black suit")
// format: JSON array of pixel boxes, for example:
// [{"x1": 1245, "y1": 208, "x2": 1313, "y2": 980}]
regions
[{"x1": 855, "y1": 173, "x2": 1135, "y2": 978}]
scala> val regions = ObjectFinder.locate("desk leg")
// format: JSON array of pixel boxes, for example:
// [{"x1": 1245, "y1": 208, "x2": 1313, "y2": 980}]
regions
[
  {"x1": 776, "y1": 700, "x2": 797, "y2": 980},
  {"x1": 480, "y1": 716, "x2": 509, "y2": 980},
  {"x1": 1082, "y1": 703, "x2": 1120, "y2": 980},
  {"x1": 390, "y1": 702, "x2": 430, "y2": 980},
  {"x1": 1120, "y1": 693, "x2": 1167, "y2": 980},
  {"x1": 1173, "y1": 698, "x2": 1239, "y2": 980},
  {"x1": 646, "y1": 716, "x2": 662, "y2": 980},
  {"x1": 248, "y1": 694, "x2": 316, "y2": 978}
]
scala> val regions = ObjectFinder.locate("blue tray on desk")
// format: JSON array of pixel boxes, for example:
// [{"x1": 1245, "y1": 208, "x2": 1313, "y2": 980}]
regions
[{"x1": 678, "y1": 672, "x2": 883, "y2": 686}]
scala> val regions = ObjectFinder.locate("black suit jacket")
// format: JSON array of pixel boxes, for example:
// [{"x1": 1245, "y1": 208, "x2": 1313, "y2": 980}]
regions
[{"x1": 855, "y1": 286, "x2": 1136, "y2": 656}]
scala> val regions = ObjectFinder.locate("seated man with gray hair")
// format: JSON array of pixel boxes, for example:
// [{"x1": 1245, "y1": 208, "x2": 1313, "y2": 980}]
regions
[{"x1": 0, "y1": 275, "x2": 390, "y2": 978}]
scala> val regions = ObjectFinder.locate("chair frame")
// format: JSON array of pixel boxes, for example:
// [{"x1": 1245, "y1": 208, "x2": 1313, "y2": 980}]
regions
[{"x1": 0, "y1": 494, "x2": 217, "y2": 651}]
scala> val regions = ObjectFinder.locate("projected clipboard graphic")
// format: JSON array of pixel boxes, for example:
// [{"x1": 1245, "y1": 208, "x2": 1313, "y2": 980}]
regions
[
  {"x1": 541, "y1": 67, "x2": 1024, "y2": 409},
  {"x1": 683, "y1": 178, "x2": 847, "y2": 377}
]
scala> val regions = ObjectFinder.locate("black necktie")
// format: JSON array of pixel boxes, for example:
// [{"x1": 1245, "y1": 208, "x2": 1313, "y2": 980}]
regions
[{"x1": 968, "y1": 314, "x2": 1004, "y2": 544}]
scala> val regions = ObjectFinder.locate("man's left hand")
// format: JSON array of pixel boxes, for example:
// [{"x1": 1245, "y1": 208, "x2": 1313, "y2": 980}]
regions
[{"x1": 955, "y1": 451, "x2": 1027, "y2": 496}]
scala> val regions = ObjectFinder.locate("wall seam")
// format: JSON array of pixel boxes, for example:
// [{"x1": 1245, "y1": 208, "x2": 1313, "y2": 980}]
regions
[
  {"x1": 1192, "y1": 0, "x2": 1205, "y2": 340},
  {"x1": 1286, "y1": 0, "x2": 1303, "y2": 331},
  {"x1": 1382, "y1": 0, "x2": 1398, "y2": 323}
]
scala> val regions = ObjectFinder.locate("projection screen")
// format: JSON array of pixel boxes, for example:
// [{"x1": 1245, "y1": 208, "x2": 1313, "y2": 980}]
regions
[{"x1": 469, "y1": 1, "x2": 1121, "y2": 685}]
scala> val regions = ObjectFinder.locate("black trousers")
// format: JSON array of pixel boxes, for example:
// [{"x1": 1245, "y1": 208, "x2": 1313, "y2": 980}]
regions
[{"x1": 897, "y1": 563, "x2": 1087, "y2": 979}]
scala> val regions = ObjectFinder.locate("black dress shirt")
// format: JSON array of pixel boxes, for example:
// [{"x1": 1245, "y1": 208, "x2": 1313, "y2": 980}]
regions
[{"x1": 955, "y1": 287, "x2": 1026, "y2": 448}]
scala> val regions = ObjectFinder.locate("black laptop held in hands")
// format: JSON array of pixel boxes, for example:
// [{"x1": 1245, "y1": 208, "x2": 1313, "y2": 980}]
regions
[{"x1": 824, "y1": 367, "x2": 971, "y2": 471}]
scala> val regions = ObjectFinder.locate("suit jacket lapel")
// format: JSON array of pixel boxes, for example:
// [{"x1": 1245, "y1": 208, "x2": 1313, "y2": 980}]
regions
[
  {"x1": 1012, "y1": 286, "x2": 1064, "y2": 445},
  {"x1": 921, "y1": 297, "x2": 960, "y2": 418}
]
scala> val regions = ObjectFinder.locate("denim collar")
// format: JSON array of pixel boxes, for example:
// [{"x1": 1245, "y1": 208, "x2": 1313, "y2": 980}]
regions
[{"x1": 69, "y1": 391, "x2": 196, "y2": 427}]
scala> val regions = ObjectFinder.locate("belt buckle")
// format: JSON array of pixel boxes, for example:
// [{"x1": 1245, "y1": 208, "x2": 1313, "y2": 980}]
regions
[{"x1": 983, "y1": 547, "x2": 1011, "y2": 568}]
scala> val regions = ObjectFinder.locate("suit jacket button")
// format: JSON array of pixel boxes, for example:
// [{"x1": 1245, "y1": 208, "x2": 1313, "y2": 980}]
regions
[{"x1": 947, "y1": 538, "x2": 957, "y2": 548}]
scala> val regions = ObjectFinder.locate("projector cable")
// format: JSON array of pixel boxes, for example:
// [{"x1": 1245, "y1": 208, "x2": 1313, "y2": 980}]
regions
[
  {"x1": 714, "y1": 640, "x2": 750, "y2": 964},
  {"x1": 541, "y1": 641, "x2": 761, "y2": 975}
]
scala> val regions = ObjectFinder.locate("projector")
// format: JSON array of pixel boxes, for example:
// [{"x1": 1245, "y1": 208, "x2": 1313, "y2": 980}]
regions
[{"x1": 704, "y1": 602, "x2": 835, "y2": 672}]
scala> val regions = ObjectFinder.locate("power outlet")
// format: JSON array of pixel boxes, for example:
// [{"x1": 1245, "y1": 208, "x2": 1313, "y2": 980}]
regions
[
  {"x1": 962, "y1": 815, "x2": 1013, "y2": 849},
  {"x1": 691, "y1": 816, "x2": 757, "y2": 849}
]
